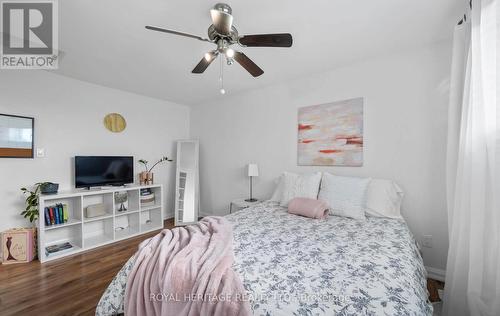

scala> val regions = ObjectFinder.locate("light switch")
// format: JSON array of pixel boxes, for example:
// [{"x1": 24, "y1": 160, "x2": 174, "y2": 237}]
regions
[{"x1": 36, "y1": 148, "x2": 45, "y2": 158}]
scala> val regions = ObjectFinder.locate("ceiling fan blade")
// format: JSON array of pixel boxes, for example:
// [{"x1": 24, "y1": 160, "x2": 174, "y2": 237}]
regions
[
  {"x1": 192, "y1": 51, "x2": 218, "y2": 74},
  {"x1": 145, "y1": 26, "x2": 211, "y2": 42},
  {"x1": 239, "y1": 33, "x2": 293, "y2": 47},
  {"x1": 210, "y1": 9, "x2": 233, "y2": 35},
  {"x1": 233, "y1": 52, "x2": 264, "y2": 77}
]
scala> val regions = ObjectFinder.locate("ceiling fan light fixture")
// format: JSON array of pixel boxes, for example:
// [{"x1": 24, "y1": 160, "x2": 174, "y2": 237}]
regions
[
  {"x1": 225, "y1": 48, "x2": 235, "y2": 58},
  {"x1": 145, "y1": 3, "x2": 293, "y2": 86}
]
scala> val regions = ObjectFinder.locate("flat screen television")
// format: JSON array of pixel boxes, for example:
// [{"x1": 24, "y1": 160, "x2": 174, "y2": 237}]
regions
[{"x1": 75, "y1": 156, "x2": 134, "y2": 188}]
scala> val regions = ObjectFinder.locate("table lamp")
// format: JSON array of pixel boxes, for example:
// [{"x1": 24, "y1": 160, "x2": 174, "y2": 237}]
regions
[{"x1": 245, "y1": 163, "x2": 259, "y2": 202}]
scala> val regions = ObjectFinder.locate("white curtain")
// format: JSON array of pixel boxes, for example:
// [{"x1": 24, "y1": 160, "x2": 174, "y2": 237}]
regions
[{"x1": 444, "y1": 0, "x2": 499, "y2": 315}]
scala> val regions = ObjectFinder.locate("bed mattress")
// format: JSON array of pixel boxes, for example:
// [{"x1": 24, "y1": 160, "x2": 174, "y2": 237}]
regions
[{"x1": 96, "y1": 201, "x2": 432, "y2": 315}]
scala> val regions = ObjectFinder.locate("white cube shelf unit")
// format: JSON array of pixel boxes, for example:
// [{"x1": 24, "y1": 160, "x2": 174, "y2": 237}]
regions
[{"x1": 38, "y1": 184, "x2": 164, "y2": 263}]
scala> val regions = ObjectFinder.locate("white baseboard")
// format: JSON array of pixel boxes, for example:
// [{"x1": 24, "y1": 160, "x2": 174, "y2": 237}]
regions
[
  {"x1": 426, "y1": 266, "x2": 446, "y2": 282},
  {"x1": 164, "y1": 212, "x2": 174, "y2": 220},
  {"x1": 164, "y1": 213, "x2": 210, "y2": 221}
]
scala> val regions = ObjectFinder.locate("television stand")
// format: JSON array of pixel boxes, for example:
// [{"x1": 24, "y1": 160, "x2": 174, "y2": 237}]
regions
[{"x1": 38, "y1": 184, "x2": 164, "y2": 263}]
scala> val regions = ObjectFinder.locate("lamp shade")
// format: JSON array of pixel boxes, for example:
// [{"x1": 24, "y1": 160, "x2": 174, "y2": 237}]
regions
[{"x1": 247, "y1": 163, "x2": 259, "y2": 177}]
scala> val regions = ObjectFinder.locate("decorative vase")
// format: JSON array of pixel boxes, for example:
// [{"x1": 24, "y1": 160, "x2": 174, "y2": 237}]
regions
[
  {"x1": 139, "y1": 171, "x2": 147, "y2": 185},
  {"x1": 146, "y1": 172, "x2": 154, "y2": 185},
  {"x1": 140, "y1": 172, "x2": 154, "y2": 185}
]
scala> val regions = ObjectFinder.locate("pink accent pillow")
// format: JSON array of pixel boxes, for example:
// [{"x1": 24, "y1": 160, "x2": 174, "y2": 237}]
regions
[{"x1": 288, "y1": 197, "x2": 329, "y2": 219}]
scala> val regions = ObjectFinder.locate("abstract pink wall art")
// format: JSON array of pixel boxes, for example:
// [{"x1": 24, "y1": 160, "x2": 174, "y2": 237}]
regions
[{"x1": 298, "y1": 98, "x2": 364, "y2": 166}]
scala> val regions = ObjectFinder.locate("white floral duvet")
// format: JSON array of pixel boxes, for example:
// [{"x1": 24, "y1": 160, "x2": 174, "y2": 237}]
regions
[{"x1": 96, "y1": 201, "x2": 432, "y2": 316}]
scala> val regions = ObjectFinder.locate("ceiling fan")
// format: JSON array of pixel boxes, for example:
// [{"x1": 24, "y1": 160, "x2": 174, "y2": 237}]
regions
[{"x1": 145, "y1": 3, "x2": 293, "y2": 92}]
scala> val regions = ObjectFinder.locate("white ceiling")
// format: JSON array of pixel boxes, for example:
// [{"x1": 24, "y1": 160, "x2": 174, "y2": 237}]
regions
[{"x1": 55, "y1": 0, "x2": 463, "y2": 106}]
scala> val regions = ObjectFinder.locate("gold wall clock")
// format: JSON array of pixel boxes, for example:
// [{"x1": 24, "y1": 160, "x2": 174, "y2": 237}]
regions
[{"x1": 103, "y1": 113, "x2": 126, "y2": 133}]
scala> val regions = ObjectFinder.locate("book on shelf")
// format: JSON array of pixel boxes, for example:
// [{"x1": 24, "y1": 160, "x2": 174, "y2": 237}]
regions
[
  {"x1": 44, "y1": 208, "x2": 50, "y2": 226},
  {"x1": 44, "y1": 203, "x2": 70, "y2": 227},
  {"x1": 58, "y1": 205, "x2": 63, "y2": 223},
  {"x1": 45, "y1": 241, "x2": 73, "y2": 256},
  {"x1": 48, "y1": 208, "x2": 55, "y2": 225},
  {"x1": 63, "y1": 204, "x2": 69, "y2": 222},
  {"x1": 54, "y1": 206, "x2": 60, "y2": 224}
]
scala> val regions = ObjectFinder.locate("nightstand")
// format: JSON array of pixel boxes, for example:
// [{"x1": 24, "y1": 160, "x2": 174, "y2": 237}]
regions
[{"x1": 229, "y1": 198, "x2": 260, "y2": 214}]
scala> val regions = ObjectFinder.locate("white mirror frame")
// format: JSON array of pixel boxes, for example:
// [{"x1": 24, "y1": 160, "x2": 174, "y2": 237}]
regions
[{"x1": 174, "y1": 139, "x2": 199, "y2": 226}]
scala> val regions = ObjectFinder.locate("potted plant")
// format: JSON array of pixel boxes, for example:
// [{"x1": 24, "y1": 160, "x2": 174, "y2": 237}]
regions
[
  {"x1": 20, "y1": 182, "x2": 50, "y2": 224},
  {"x1": 138, "y1": 156, "x2": 173, "y2": 185},
  {"x1": 13, "y1": 182, "x2": 50, "y2": 262}
]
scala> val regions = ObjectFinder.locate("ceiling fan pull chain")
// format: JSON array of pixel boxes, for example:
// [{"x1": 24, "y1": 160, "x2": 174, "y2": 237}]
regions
[{"x1": 220, "y1": 54, "x2": 226, "y2": 94}]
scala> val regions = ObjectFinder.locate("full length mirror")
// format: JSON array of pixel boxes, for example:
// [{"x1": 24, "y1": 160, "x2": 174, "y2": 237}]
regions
[{"x1": 174, "y1": 140, "x2": 199, "y2": 226}]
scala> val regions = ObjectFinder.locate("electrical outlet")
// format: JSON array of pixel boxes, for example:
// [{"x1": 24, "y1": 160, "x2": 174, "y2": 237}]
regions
[
  {"x1": 36, "y1": 148, "x2": 45, "y2": 157},
  {"x1": 422, "y1": 235, "x2": 433, "y2": 248}
]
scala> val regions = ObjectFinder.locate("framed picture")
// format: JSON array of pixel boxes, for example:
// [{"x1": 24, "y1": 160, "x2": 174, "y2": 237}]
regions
[
  {"x1": 0, "y1": 114, "x2": 34, "y2": 158},
  {"x1": 298, "y1": 98, "x2": 364, "y2": 166}
]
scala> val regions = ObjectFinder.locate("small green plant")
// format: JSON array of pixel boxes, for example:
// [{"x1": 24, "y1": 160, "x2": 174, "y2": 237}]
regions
[
  {"x1": 20, "y1": 182, "x2": 49, "y2": 223},
  {"x1": 138, "y1": 159, "x2": 149, "y2": 172},
  {"x1": 138, "y1": 156, "x2": 173, "y2": 173}
]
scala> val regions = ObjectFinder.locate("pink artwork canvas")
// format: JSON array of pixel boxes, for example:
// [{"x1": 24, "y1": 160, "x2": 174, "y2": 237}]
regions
[{"x1": 298, "y1": 98, "x2": 364, "y2": 166}]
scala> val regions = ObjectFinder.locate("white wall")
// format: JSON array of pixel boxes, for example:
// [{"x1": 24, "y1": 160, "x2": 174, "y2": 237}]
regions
[
  {"x1": 0, "y1": 71, "x2": 190, "y2": 232},
  {"x1": 191, "y1": 42, "x2": 452, "y2": 273}
]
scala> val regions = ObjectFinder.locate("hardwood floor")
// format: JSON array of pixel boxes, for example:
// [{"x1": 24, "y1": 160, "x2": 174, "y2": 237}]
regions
[
  {"x1": 0, "y1": 218, "x2": 174, "y2": 316},
  {"x1": 427, "y1": 278, "x2": 445, "y2": 303},
  {"x1": 1, "y1": 217, "x2": 443, "y2": 315}
]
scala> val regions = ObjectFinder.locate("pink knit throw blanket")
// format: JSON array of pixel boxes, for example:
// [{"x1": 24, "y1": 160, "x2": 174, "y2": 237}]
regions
[{"x1": 125, "y1": 217, "x2": 251, "y2": 316}]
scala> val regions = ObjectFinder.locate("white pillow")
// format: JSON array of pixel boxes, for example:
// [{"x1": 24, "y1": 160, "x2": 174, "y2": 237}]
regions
[
  {"x1": 270, "y1": 175, "x2": 284, "y2": 202},
  {"x1": 318, "y1": 173, "x2": 371, "y2": 220},
  {"x1": 279, "y1": 172, "x2": 322, "y2": 207},
  {"x1": 365, "y1": 179, "x2": 404, "y2": 219}
]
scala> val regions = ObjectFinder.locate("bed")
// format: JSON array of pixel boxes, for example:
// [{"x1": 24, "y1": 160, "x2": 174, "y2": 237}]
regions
[{"x1": 96, "y1": 201, "x2": 432, "y2": 315}]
